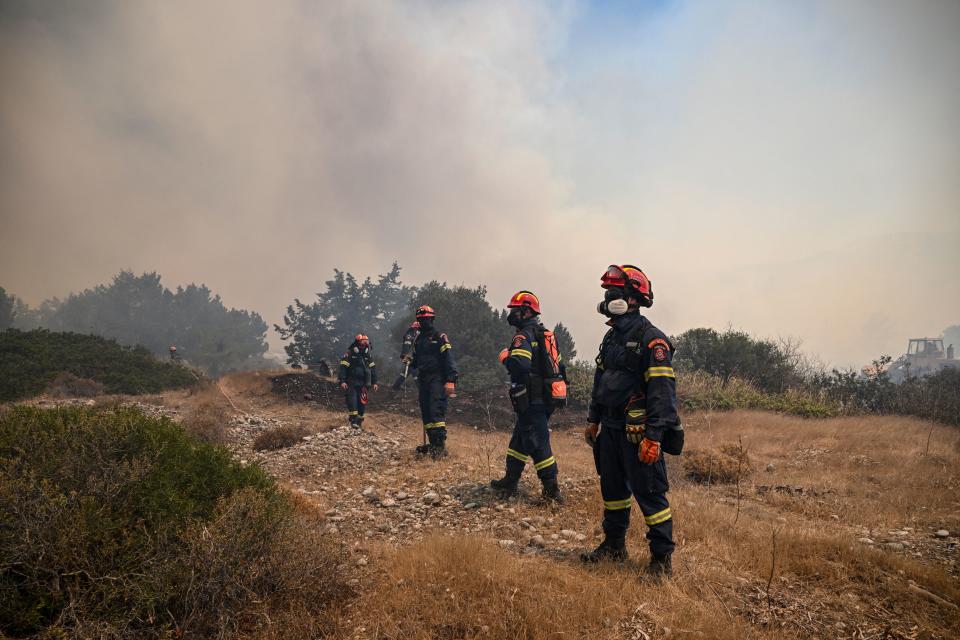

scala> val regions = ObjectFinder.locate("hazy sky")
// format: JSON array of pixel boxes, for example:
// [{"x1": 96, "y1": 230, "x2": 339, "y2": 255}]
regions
[{"x1": 1, "y1": 0, "x2": 958, "y2": 367}]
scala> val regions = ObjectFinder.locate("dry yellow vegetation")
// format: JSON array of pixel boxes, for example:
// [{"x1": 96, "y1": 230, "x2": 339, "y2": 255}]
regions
[{"x1": 329, "y1": 410, "x2": 959, "y2": 640}]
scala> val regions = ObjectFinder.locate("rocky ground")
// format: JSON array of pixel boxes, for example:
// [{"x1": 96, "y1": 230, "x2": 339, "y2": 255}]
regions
[{"x1": 27, "y1": 376, "x2": 960, "y2": 638}]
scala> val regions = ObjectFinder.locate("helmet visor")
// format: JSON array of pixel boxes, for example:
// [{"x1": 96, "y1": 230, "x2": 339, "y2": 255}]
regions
[{"x1": 600, "y1": 264, "x2": 627, "y2": 289}]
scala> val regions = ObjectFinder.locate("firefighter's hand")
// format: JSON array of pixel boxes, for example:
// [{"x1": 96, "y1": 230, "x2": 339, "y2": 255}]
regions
[
  {"x1": 584, "y1": 423, "x2": 599, "y2": 448},
  {"x1": 444, "y1": 382, "x2": 456, "y2": 397},
  {"x1": 498, "y1": 348, "x2": 509, "y2": 364},
  {"x1": 372, "y1": 384, "x2": 379, "y2": 392},
  {"x1": 639, "y1": 438, "x2": 661, "y2": 464},
  {"x1": 625, "y1": 424, "x2": 645, "y2": 444},
  {"x1": 340, "y1": 382, "x2": 348, "y2": 391},
  {"x1": 401, "y1": 355, "x2": 411, "y2": 365}
]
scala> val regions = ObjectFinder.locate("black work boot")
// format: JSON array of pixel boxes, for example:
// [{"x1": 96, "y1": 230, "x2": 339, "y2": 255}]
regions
[
  {"x1": 429, "y1": 434, "x2": 448, "y2": 459},
  {"x1": 646, "y1": 554, "x2": 673, "y2": 579},
  {"x1": 490, "y1": 474, "x2": 520, "y2": 497},
  {"x1": 540, "y1": 477, "x2": 564, "y2": 503},
  {"x1": 580, "y1": 537, "x2": 628, "y2": 563},
  {"x1": 415, "y1": 443, "x2": 431, "y2": 456}
]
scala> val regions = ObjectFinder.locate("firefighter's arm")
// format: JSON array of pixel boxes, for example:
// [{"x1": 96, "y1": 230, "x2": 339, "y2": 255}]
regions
[
  {"x1": 369, "y1": 358, "x2": 378, "y2": 385},
  {"x1": 503, "y1": 332, "x2": 533, "y2": 384},
  {"x1": 587, "y1": 334, "x2": 609, "y2": 424},
  {"x1": 641, "y1": 335, "x2": 678, "y2": 442},
  {"x1": 440, "y1": 334, "x2": 459, "y2": 383},
  {"x1": 337, "y1": 354, "x2": 349, "y2": 383}
]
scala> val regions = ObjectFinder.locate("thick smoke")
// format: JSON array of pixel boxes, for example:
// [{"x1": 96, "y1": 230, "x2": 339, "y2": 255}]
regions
[{"x1": 1, "y1": 0, "x2": 958, "y2": 367}]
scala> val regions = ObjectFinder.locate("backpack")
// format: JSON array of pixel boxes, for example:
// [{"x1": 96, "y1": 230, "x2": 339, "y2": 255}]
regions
[{"x1": 535, "y1": 327, "x2": 567, "y2": 410}]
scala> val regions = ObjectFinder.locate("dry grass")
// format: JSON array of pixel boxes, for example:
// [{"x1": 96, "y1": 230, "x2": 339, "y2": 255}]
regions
[
  {"x1": 352, "y1": 535, "x2": 766, "y2": 640},
  {"x1": 688, "y1": 411, "x2": 960, "y2": 529},
  {"x1": 183, "y1": 397, "x2": 231, "y2": 444},
  {"x1": 325, "y1": 409, "x2": 960, "y2": 640},
  {"x1": 253, "y1": 424, "x2": 311, "y2": 451},
  {"x1": 45, "y1": 371, "x2": 105, "y2": 398},
  {"x1": 683, "y1": 442, "x2": 752, "y2": 484}
]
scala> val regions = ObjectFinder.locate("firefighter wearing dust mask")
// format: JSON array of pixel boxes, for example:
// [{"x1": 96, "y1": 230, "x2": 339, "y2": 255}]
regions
[
  {"x1": 490, "y1": 291, "x2": 565, "y2": 502},
  {"x1": 338, "y1": 334, "x2": 378, "y2": 428},
  {"x1": 581, "y1": 265, "x2": 684, "y2": 578},
  {"x1": 408, "y1": 305, "x2": 459, "y2": 458}
]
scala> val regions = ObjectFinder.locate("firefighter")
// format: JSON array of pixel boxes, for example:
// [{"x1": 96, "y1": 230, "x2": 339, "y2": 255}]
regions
[
  {"x1": 490, "y1": 291, "x2": 562, "y2": 502},
  {"x1": 408, "y1": 306, "x2": 458, "y2": 457},
  {"x1": 580, "y1": 265, "x2": 680, "y2": 579},
  {"x1": 169, "y1": 345, "x2": 181, "y2": 363},
  {"x1": 338, "y1": 334, "x2": 378, "y2": 428}
]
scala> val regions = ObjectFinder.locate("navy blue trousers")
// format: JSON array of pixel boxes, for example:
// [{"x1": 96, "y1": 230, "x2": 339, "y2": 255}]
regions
[
  {"x1": 418, "y1": 377, "x2": 447, "y2": 446},
  {"x1": 344, "y1": 384, "x2": 367, "y2": 424},
  {"x1": 593, "y1": 424, "x2": 674, "y2": 557},
  {"x1": 503, "y1": 404, "x2": 557, "y2": 481}
]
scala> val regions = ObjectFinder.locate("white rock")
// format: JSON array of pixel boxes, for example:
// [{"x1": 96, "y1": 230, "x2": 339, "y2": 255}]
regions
[
  {"x1": 422, "y1": 491, "x2": 441, "y2": 505},
  {"x1": 498, "y1": 539, "x2": 515, "y2": 547},
  {"x1": 560, "y1": 529, "x2": 578, "y2": 539},
  {"x1": 857, "y1": 538, "x2": 874, "y2": 545},
  {"x1": 935, "y1": 529, "x2": 950, "y2": 538},
  {"x1": 380, "y1": 498, "x2": 397, "y2": 508}
]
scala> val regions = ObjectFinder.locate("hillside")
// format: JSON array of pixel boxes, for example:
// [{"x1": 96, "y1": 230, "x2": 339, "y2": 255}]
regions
[
  {"x1": 8, "y1": 370, "x2": 959, "y2": 639},
  {"x1": 209, "y1": 372, "x2": 959, "y2": 638},
  {"x1": 0, "y1": 329, "x2": 199, "y2": 401}
]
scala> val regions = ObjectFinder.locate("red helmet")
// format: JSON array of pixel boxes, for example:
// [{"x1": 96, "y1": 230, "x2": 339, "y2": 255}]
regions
[
  {"x1": 355, "y1": 334, "x2": 369, "y2": 344},
  {"x1": 169, "y1": 345, "x2": 177, "y2": 352},
  {"x1": 506, "y1": 290, "x2": 541, "y2": 314},
  {"x1": 415, "y1": 305, "x2": 436, "y2": 319},
  {"x1": 600, "y1": 264, "x2": 653, "y2": 307}
]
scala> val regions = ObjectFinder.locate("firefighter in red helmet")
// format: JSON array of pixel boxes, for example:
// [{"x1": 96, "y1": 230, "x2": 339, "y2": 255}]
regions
[
  {"x1": 490, "y1": 291, "x2": 564, "y2": 502},
  {"x1": 338, "y1": 334, "x2": 378, "y2": 428},
  {"x1": 407, "y1": 305, "x2": 458, "y2": 457},
  {"x1": 581, "y1": 265, "x2": 682, "y2": 579}
]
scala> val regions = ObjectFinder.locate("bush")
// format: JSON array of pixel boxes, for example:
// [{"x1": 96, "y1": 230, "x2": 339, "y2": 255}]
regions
[
  {"x1": 672, "y1": 327, "x2": 805, "y2": 393},
  {"x1": 0, "y1": 406, "x2": 347, "y2": 638},
  {"x1": 678, "y1": 371, "x2": 836, "y2": 419},
  {"x1": 253, "y1": 424, "x2": 311, "y2": 451},
  {"x1": 45, "y1": 371, "x2": 106, "y2": 398},
  {"x1": 813, "y1": 359, "x2": 960, "y2": 426},
  {"x1": 0, "y1": 329, "x2": 199, "y2": 402},
  {"x1": 683, "y1": 443, "x2": 752, "y2": 484},
  {"x1": 182, "y1": 396, "x2": 231, "y2": 444}
]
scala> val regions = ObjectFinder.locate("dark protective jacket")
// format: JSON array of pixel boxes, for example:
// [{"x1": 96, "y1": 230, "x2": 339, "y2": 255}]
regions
[
  {"x1": 338, "y1": 344, "x2": 377, "y2": 386},
  {"x1": 502, "y1": 317, "x2": 550, "y2": 403},
  {"x1": 410, "y1": 329, "x2": 458, "y2": 383},
  {"x1": 400, "y1": 326, "x2": 419, "y2": 361},
  {"x1": 587, "y1": 313, "x2": 678, "y2": 441}
]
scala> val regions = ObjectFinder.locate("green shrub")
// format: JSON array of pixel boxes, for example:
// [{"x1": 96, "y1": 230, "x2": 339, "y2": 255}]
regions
[
  {"x1": 677, "y1": 371, "x2": 837, "y2": 419},
  {"x1": 0, "y1": 406, "x2": 347, "y2": 638},
  {"x1": 0, "y1": 329, "x2": 199, "y2": 402}
]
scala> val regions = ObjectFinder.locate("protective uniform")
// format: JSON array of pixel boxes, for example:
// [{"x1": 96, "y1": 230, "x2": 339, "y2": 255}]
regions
[
  {"x1": 583, "y1": 265, "x2": 679, "y2": 577},
  {"x1": 490, "y1": 291, "x2": 561, "y2": 501},
  {"x1": 409, "y1": 307, "x2": 458, "y2": 456},
  {"x1": 338, "y1": 336, "x2": 377, "y2": 428}
]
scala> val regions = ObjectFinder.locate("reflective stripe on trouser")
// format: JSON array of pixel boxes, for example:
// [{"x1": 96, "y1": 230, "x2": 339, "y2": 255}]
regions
[
  {"x1": 503, "y1": 403, "x2": 557, "y2": 481},
  {"x1": 593, "y1": 425, "x2": 674, "y2": 557},
  {"x1": 345, "y1": 385, "x2": 366, "y2": 422},
  {"x1": 418, "y1": 377, "x2": 448, "y2": 446}
]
